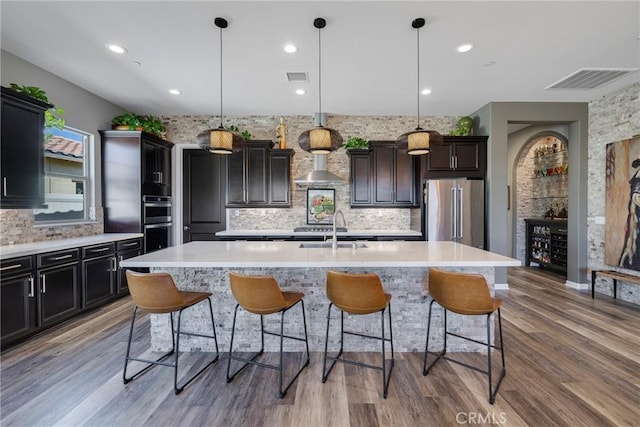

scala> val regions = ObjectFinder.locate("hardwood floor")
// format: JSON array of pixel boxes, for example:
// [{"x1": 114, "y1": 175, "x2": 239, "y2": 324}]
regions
[{"x1": 1, "y1": 267, "x2": 639, "y2": 426}]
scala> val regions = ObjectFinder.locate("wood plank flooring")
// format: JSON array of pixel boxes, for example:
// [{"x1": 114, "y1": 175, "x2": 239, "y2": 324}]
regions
[{"x1": 1, "y1": 267, "x2": 639, "y2": 426}]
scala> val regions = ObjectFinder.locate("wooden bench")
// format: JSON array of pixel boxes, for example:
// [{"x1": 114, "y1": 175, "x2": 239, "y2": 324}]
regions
[{"x1": 590, "y1": 269, "x2": 640, "y2": 299}]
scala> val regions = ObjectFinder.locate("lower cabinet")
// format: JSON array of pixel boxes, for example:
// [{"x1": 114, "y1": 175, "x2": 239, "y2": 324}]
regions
[
  {"x1": 1, "y1": 237, "x2": 143, "y2": 348},
  {"x1": 82, "y1": 243, "x2": 116, "y2": 309}
]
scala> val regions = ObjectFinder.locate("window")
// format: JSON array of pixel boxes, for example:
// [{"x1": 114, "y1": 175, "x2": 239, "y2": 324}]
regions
[{"x1": 34, "y1": 126, "x2": 94, "y2": 223}]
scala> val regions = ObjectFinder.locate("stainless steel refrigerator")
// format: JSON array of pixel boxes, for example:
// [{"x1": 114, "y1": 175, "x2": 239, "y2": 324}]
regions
[{"x1": 424, "y1": 178, "x2": 485, "y2": 249}]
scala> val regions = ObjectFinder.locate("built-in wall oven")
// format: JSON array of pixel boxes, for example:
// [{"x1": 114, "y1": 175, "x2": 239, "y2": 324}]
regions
[{"x1": 143, "y1": 195, "x2": 172, "y2": 253}]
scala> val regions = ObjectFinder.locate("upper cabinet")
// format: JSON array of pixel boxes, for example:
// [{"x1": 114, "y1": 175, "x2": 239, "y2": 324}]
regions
[
  {"x1": 226, "y1": 141, "x2": 293, "y2": 207},
  {"x1": 349, "y1": 141, "x2": 420, "y2": 208},
  {"x1": 142, "y1": 138, "x2": 172, "y2": 196},
  {"x1": 425, "y1": 135, "x2": 487, "y2": 179},
  {"x1": 1, "y1": 86, "x2": 51, "y2": 209}
]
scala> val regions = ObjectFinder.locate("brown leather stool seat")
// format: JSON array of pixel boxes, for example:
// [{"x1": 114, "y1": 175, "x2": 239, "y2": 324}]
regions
[
  {"x1": 226, "y1": 272, "x2": 310, "y2": 398},
  {"x1": 322, "y1": 270, "x2": 395, "y2": 398},
  {"x1": 122, "y1": 270, "x2": 219, "y2": 395},
  {"x1": 423, "y1": 268, "x2": 506, "y2": 404}
]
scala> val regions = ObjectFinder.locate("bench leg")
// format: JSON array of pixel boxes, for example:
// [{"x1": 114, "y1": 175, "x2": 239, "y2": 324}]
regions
[
  {"x1": 591, "y1": 270, "x2": 596, "y2": 299},
  {"x1": 613, "y1": 279, "x2": 617, "y2": 299}
]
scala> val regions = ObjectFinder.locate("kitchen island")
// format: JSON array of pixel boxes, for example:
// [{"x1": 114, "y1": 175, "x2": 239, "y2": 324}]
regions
[{"x1": 121, "y1": 241, "x2": 519, "y2": 352}]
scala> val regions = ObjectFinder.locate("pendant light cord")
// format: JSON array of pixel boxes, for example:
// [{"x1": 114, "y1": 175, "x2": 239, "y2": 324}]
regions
[
  {"x1": 318, "y1": 24, "x2": 322, "y2": 123},
  {"x1": 416, "y1": 25, "x2": 421, "y2": 130},
  {"x1": 219, "y1": 25, "x2": 224, "y2": 128}
]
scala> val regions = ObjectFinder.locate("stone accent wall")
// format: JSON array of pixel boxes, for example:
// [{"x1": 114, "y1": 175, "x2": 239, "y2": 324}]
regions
[
  {"x1": 150, "y1": 265, "x2": 495, "y2": 353},
  {"x1": 515, "y1": 135, "x2": 568, "y2": 260},
  {"x1": 166, "y1": 114, "x2": 458, "y2": 230},
  {"x1": 589, "y1": 82, "x2": 640, "y2": 304},
  {"x1": 0, "y1": 208, "x2": 103, "y2": 246}
]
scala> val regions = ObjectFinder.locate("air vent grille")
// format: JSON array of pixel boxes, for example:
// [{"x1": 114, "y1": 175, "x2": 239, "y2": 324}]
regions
[
  {"x1": 546, "y1": 68, "x2": 638, "y2": 90},
  {"x1": 286, "y1": 72, "x2": 308, "y2": 82}
]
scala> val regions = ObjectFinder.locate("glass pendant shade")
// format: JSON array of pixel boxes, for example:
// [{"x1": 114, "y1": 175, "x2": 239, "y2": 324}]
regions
[
  {"x1": 196, "y1": 126, "x2": 244, "y2": 154},
  {"x1": 298, "y1": 126, "x2": 343, "y2": 154}
]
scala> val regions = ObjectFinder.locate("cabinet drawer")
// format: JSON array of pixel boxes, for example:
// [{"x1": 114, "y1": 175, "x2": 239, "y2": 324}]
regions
[
  {"x1": 1, "y1": 256, "x2": 33, "y2": 276},
  {"x1": 37, "y1": 249, "x2": 79, "y2": 268},
  {"x1": 117, "y1": 239, "x2": 142, "y2": 251},
  {"x1": 82, "y1": 243, "x2": 116, "y2": 258}
]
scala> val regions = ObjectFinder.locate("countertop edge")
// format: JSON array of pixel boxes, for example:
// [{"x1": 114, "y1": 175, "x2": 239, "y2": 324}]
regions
[{"x1": 1, "y1": 233, "x2": 144, "y2": 259}]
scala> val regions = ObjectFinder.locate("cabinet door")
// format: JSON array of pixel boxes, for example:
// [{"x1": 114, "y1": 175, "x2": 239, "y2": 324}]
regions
[
  {"x1": 1, "y1": 274, "x2": 36, "y2": 346},
  {"x1": 117, "y1": 249, "x2": 143, "y2": 294},
  {"x1": 0, "y1": 91, "x2": 46, "y2": 208},
  {"x1": 426, "y1": 143, "x2": 454, "y2": 171},
  {"x1": 246, "y1": 146, "x2": 268, "y2": 204},
  {"x1": 143, "y1": 140, "x2": 158, "y2": 189},
  {"x1": 373, "y1": 145, "x2": 395, "y2": 204},
  {"x1": 38, "y1": 263, "x2": 81, "y2": 328},
  {"x1": 269, "y1": 151, "x2": 292, "y2": 206},
  {"x1": 394, "y1": 149, "x2": 416, "y2": 206},
  {"x1": 82, "y1": 256, "x2": 115, "y2": 308},
  {"x1": 453, "y1": 142, "x2": 480, "y2": 171},
  {"x1": 156, "y1": 144, "x2": 172, "y2": 195},
  {"x1": 350, "y1": 152, "x2": 372, "y2": 206},
  {"x1": 226, "y1": 150, "x2": 246, "y2": 205}
]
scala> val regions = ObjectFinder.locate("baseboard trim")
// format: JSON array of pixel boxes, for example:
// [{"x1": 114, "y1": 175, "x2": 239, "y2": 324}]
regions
[
  {"x1": 565, "y1": 280, "x2": 589, "y2": 290},
  {"x1": 495, "y1": 283, "x2": 510, "y2": 290}
]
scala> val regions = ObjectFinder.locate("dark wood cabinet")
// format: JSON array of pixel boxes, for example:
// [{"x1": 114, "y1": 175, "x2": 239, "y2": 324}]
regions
[
  {"x1": 36, "y1": 249, "x2": 81, "y2": 328},
  {"x1": 116, "y1": 238, "x2": 143, "y2": 294},
  {"x1": 1, "y1": 256, "x2": 36, "y2": 347},
  {"x1": 349, "y1": 141, "x2": 419, "y2": 208},
  {"x1": 0, "y1": 86, "x2": 50, "y2": 209},
  {"x1": 226, "y1": 141, "x2": 293, "y2": 207},
  {"x1": 100, "y1": 130, "x2": 174, "y2": 234},
  {"x1": 525, "y1": 218, "x2": 567, "y2": 275},
  {"x1": 82, "y1": 243, "x2": 116, "y2": 308},
  {"x1": 425, "y1": 136, "x2": 487, "y2": 179}
]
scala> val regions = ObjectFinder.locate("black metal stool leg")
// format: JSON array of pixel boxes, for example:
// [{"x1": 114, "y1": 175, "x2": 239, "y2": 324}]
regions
[{"x1": 423, "y1": 299, "x2": 446, "y2": 375}]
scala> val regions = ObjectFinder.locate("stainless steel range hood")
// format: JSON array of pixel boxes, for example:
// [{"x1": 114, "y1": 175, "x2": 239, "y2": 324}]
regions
[{"x1": 294, "y1": 154, "x2": 345, "y2": 185}]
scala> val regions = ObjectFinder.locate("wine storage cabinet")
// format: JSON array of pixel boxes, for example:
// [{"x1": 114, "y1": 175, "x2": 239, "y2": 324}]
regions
[{"x1": 525, "y1": 218, "x2": 567, "y2": 275}]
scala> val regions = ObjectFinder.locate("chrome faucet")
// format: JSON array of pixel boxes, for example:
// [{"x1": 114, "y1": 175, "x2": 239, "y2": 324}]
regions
[{"x1": 331, "y1": 210, "x2": 347, "y2": 251}]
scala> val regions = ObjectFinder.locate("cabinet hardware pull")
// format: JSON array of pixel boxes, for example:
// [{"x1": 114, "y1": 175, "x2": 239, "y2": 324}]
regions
[
  {"x1": 28, "y1": 276, "x2": 34, "y2": 298},
  {"x1": 2, "y1": 177, "x2": 6, "y2": 197},
  {"x1": 52, "y1": 254, "x2": 73, "y2": 261},
  {"x1": 0, "y1": 263, "x2": 23, "y2": 271},
  {"x1": 454, "y1": 156, "x2": 458, "y2": 169},
  {"x1": 110, "y1": 256, "x2": 117, "y2": 272},
  {"x1": 122, "y1": 242, "x2": 138, "y2": 247},
  {"x1": 41, "y1": 274, "x2": 46, "y2": 293},
  {"x1": 91, "y1": 247, "x2": 111, "y2": 252}
]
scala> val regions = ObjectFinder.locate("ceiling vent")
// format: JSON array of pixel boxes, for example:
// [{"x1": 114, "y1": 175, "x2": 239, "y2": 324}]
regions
[
  {"x1": 546, "y1": 68, "x2": 638, "y2": 90},
  {"x1": 286, "y1": 72, "x2": 308, "y2": 82}
]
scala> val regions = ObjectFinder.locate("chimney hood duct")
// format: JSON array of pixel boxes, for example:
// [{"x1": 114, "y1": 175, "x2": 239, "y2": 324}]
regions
[{"x1": 294, "y1": 154, "x2": 345, "y2": 185}]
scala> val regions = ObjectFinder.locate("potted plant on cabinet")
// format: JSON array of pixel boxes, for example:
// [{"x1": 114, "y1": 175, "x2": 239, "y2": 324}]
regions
[
  {"x1": 111, "y1": 112, "x2": 142, "y2": 131},
  {"x1": 139, "y1": 114, "x2": 166, "y2": 138},
  {"x1": 342, "y1": 136, "x2": 370, "y2": 150},
  {"x1": 9, "y1": 83, "x2": 65, "y2": 134}
]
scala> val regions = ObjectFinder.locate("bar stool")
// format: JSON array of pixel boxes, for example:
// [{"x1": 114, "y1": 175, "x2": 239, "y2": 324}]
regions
[
  {"x1": 123, "y1": 270, "x2": 219, "y2": 395},
  {"x1": 322, "y1": 270, "x2": 395, "y2": 398},
  {"x1": 226, "y1": 272, "x2": 310, "y2": 398},
  {"x1": 423, "y1": 268, "x2": 506, "y2": 404}
]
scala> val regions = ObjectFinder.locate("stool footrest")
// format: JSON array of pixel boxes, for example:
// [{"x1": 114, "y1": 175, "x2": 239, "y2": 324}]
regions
[{"x1": 343, "y1": 330, "x2": 393, "y2": 342}]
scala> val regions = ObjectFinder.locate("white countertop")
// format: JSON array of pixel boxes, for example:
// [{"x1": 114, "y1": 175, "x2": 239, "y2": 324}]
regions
[
  {"x1": 216, "y1": 229, "x2": 422, "y2": 237},
  {"x1": 0, "y1": 233, "x2": 144, "y2": 259},
  {"x1": 120, "y1": 240, "x2": 520, "y2": 268}
]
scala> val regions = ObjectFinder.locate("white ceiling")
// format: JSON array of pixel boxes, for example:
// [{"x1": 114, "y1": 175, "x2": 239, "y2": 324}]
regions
[{"x1": 1, "y1": 1, "x2": 639, "y2": 117}]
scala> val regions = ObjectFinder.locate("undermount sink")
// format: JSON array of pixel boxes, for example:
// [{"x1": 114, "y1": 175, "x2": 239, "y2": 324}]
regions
[{"x1": 298, "y1": 242, "x2": 368, "y2": 249}]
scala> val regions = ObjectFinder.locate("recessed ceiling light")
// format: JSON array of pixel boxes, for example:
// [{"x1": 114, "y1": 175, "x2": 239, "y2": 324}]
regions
[
  {"x1": 284, "y1": 44, "x2": 297, "y2": 53},
  {"x1": 295, "y1": 89, "x2": 306, "y2": 95},
  {"x1": 169, "y1": 89, "x2": 181, "y2": 95},
  {"x1": 456, "y1": 43, "x2": 474, "y2": 53},
  {"x1": 421, "y1": 88, "x2": 432, "y2": 95},
  {"x1": 107, "y1": 44, "x2": 127, "y2": 54}
]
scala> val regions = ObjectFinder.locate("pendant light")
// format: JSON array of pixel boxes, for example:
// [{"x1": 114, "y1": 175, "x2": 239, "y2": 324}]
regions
[
  {"x1": 396, "y1": 18, "x2": 442, "y2": 155},
  {"x1": 298, "y1": 18, "x2": 343, "y2": 154},
  {"x1": 197, "y1": 17, "x2": 244, "y2": 154}
]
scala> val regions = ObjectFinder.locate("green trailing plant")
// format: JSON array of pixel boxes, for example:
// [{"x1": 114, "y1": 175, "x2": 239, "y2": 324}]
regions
[
  {"x1": 9, "y1": 83, "x2": 65, "y2": 132},
  {"x1": 228, "y1": 125, "x2": 252, "y2": 141},
  {"x1": 139, "y1": 114, "x2": 165, "y2": 137},
  {"x1": 111, "y1": 111, "x2": 142, "y2": 129},
  {"x1": 342, "y1": 136, "x2": 369, "y2": 150}
]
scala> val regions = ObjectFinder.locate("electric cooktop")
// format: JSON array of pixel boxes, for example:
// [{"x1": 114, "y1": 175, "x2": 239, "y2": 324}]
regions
[{"x1": 293, "y1": 226, "x2": 348, "y2": 233}]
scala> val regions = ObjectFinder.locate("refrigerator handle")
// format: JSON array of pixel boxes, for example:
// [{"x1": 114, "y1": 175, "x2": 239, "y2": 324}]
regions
[
  {"x1": 451, "y1": 187, "x2": 456, "y2": 239},
  {"x1": 458, "y1": 187, "x2": 463, "y2": 240}
]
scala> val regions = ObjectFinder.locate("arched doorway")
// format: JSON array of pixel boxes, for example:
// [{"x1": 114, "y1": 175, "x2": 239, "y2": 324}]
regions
[{"x1": 513, "y1": 131, "x2": 569, "y2": 264}]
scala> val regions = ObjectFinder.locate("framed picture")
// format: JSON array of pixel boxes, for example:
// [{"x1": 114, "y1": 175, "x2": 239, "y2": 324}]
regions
[{"x1": 307, "y1": 188, "x2": 335, "y2": 225}]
